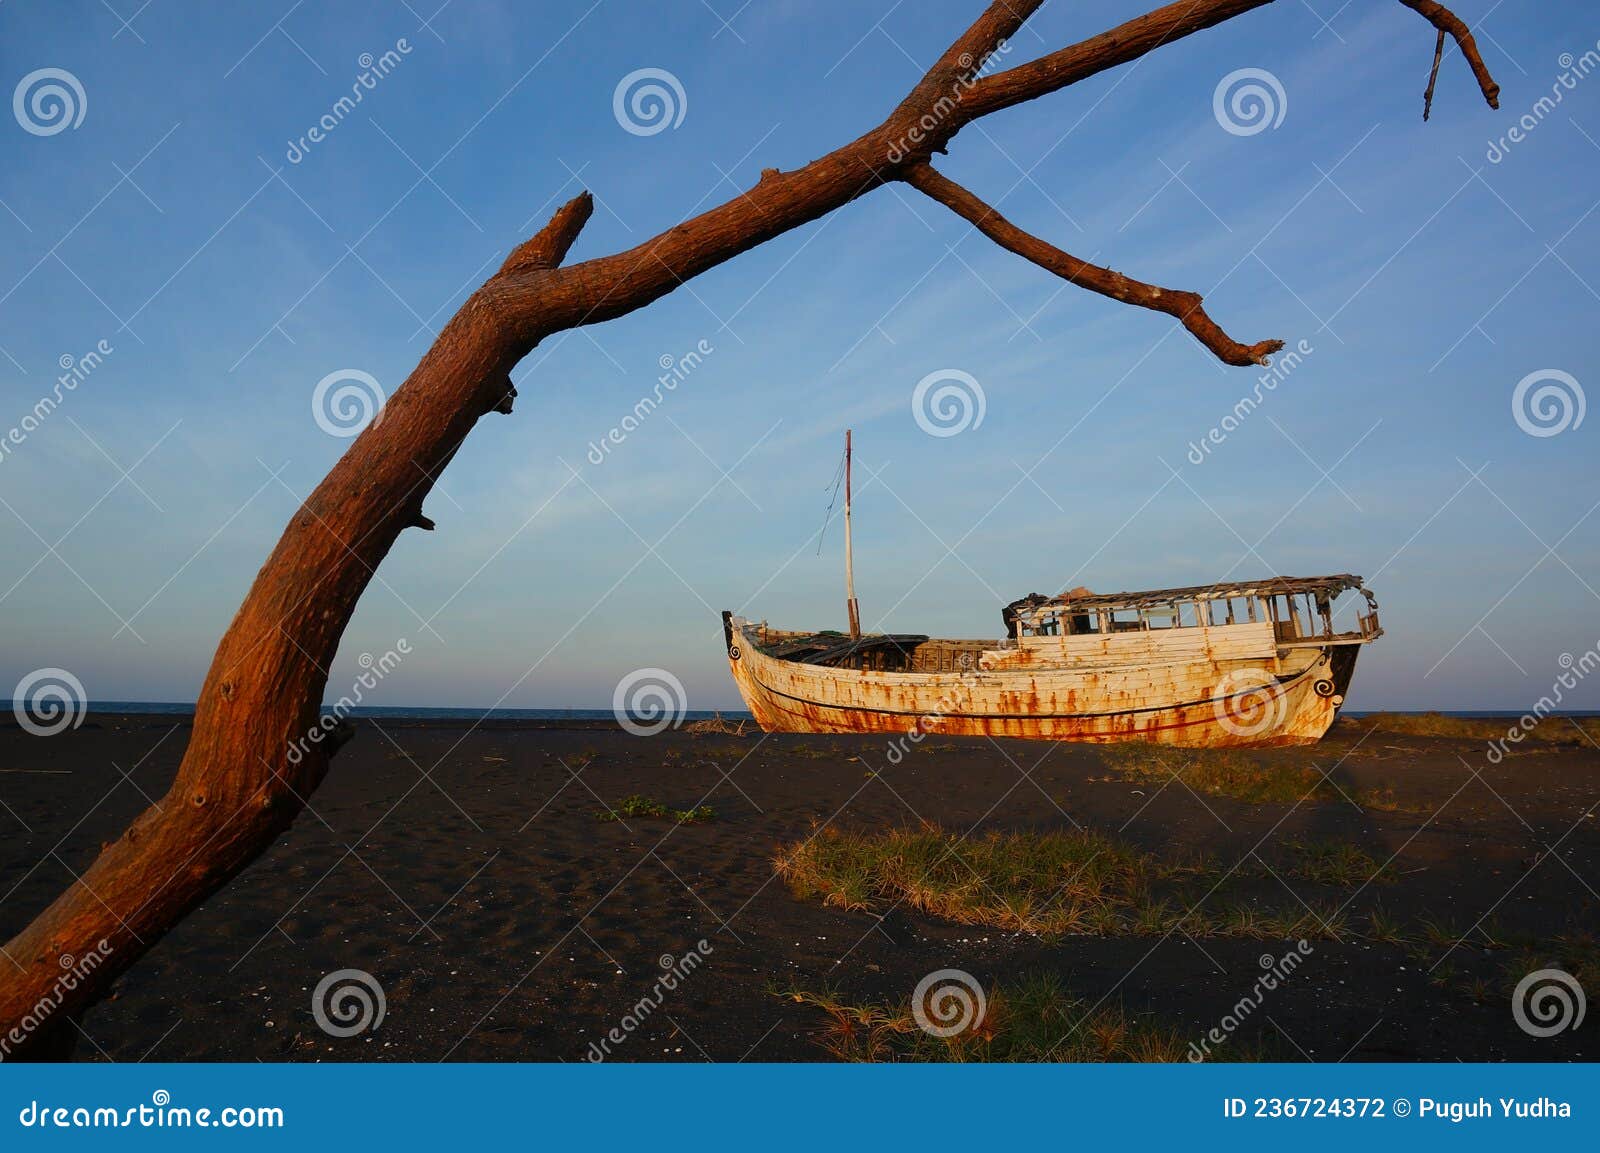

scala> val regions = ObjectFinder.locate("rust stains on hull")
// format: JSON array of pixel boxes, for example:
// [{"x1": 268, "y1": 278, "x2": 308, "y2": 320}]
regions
[{"x1": 723, "y1": 616, "x2": 1360, "y2": 748}]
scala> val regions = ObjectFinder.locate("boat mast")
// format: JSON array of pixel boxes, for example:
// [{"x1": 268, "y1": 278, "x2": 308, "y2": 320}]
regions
[{"x1": 844, "y1": 428, "x2": 861, "y2": 640}]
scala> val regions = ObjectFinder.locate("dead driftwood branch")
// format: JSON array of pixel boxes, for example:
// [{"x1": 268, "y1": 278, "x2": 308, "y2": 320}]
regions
[
  {"x1": 903, "y1": 163, "x2": 1284, "y2": 366},
  {"x1": 0, "y1": 0, "x2": 1498, "y2": 1056}
]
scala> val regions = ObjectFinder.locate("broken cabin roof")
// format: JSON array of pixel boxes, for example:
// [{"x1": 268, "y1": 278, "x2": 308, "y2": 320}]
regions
[{"x1": 1005, "y1": 574, "x2": 1367, "y2": 615}]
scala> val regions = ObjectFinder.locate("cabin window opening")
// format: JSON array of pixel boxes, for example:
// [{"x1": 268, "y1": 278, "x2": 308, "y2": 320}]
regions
[
  {"x1": 1145, "y1": 605, "x2": 1179, "y2": 629},
  {"x1": 1067, "y1": 609, "x2": 1097, "y2": 635},
  {"x1": 1111, "y1": 609, "x2": 1141, "y2": 632},
  {"x1": 1027, "y1": 612, "x2": 1061, "y2": 637},
  {"x1": 1177, "y1": 602, "x2": 1199, "y2": 628}
]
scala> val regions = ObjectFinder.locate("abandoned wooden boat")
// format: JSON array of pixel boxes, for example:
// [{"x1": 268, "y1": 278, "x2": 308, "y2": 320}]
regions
[
  {"x1": 722, "y1": 574, "x2": 1381, "y2": 746},
  {"x1": 720, "y1": 433, "x2": 1381, "y2": 747}
]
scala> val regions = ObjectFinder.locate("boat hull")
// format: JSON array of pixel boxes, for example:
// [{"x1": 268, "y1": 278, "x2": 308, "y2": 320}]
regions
[{"x1": 724, "y1": 621, "x2": 1357, "y2": 747}]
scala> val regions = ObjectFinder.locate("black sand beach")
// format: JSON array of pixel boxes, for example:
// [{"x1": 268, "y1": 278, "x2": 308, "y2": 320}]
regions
[{"x1": 2, "y1": 713, "x2": 1595, "y2": 1062}]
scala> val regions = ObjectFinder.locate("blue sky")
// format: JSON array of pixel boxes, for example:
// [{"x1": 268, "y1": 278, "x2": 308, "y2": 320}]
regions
[{"x1": 1, "y1": 0, "x2": 1596, "y2": 712}]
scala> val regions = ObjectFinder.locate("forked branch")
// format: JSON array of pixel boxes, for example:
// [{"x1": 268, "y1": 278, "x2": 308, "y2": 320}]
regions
[
  {"x1": 1397, "y1": 0, "x2": 1501, "y2": 110},
  {"x1": 904, "y1": 163, "x2": 1285, "y2": 367}
]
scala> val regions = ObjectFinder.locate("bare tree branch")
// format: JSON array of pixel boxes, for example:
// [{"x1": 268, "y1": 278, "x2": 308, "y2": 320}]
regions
[
  {"x1": 1397, "y1": 0, "x2": 1501, "y2": 110},
  {"x1": 497, "y1": 191, "x2": 595, "y2": 275},
  {"x1": 905, "y1": 162, "x2": 1283, "y2": 366},
  {"x1": 1423, "y1": 29, "x2": 1447, "y2": 121},
  {"x1": 961, "y1": 0, "x2": 1279, "y2": 121}
]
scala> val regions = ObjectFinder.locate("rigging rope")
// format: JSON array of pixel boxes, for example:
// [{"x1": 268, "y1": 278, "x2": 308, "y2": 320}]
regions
[{"x1": 815, "y1": 444, "x2": 847, "y2": 556}]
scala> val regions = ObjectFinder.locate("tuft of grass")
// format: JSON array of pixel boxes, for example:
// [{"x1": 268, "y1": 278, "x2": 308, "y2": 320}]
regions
[
  {"x1": 1354, "y1": 712, "x2": 1600, "y2": 747},
  {"x1": 1366, "y1": 904, "x2": 1408, "y2": 946},
  {"x1": 596, "y1": 794, "x2": 716, "y2": 824},
  {"x1": 777, "y1": 825, "x2": 1347, "y2": 940},
  {"x1": 1099, "y1": 745, "x2": 1337, "y2": 804},
  {"x1": 683, "y1": 712, "x2": 748, "y2": 736},
  {"x1": 1504, "y1": 930, "x2": 1600, "y2": 991},
  {"x1": 1100, "y1": 744, "x2": 1422, "y2": 812},
  {"x1": 1354, "y1": 784, "x2": 1413, "y2": 812},
  {"x1": 783, "y1": 742, "x2": 835, "y2": 759},
  {"x1": 1283, "y1": 839, "x2": 1392, "y2": 887},
  {"x1": 1421, "y1": 916, "x2": 1462, "y2": 950},
  {"x1": 778, "y1": 972, "x2": 1195, "y2": 1062},
  {"x1": 776, "y1": 824, "x2": 1146, "y2": 936}
]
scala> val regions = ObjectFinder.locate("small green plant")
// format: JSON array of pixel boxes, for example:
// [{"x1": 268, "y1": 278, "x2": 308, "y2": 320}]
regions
[{"x1": 596, "y1": 795, "x2": 716, "y2": 824}]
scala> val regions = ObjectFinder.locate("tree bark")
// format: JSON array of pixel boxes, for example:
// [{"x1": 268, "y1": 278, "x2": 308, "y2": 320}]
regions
[{"x1": 0, "y1": 0, "x2": 1497, "y2": 1056}]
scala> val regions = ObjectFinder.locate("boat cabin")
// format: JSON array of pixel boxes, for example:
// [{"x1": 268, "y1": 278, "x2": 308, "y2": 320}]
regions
[
  {"x1": 1003, "y1": 574, "x2": 1380, "y2": 648},
  {"x1": 730, "y1": 575, "x2": 1380, "y2": 676}
]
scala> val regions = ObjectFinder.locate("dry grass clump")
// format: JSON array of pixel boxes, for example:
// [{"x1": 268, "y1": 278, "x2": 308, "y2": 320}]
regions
[
  {"x1": 1354, "y1": 712, "x2": 1600, "y2": 746},
  {"x1": 776, "y1": 824, "x2": 1350, "y2": 940},
  {"x1": 682, "y1": 712, "x2": 749, "y2": 736},
  {"x1": 1099, "y1": 744, "x2": 1337, "y2": 804},
  {"x1": 1098, "y1": 743, "x2": 1409, "y2": 810},
  {"x1": 1283, "y1": 839, "x2": 1392, "y2": 887},
  {"x1": 776, "y1": 824, "x2": 1145, "y2": 936},
  {"x1": 780, "y1": 973, "x2": 1192, "y2": 1062}
]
